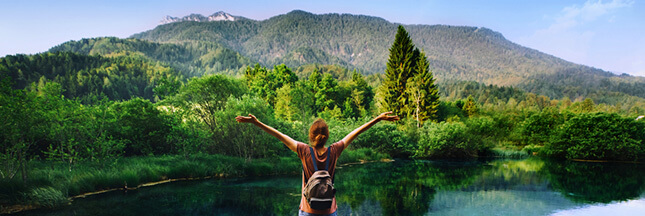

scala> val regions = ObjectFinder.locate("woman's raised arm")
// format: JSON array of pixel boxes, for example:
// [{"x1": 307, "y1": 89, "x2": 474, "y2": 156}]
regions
[
  {"x1": 341, "y1": 111, "x2": 399, "y2": 149},
  {"x1": 235, "y1": 114, "x2": 298, "y2": 152}
]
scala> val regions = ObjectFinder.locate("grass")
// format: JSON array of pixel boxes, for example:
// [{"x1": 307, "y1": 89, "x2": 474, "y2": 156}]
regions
[
  {"x1": 487, "y1": 147, "x2": 530, "y2": 159},
  {"x1": 0, "y1": 148, "x2": 384, "y2": 210}
]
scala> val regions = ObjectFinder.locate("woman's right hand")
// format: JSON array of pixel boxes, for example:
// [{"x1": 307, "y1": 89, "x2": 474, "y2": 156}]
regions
[
  {"x1": 377, "y1": 111, "x2": 400, "y2": 122},
  {"x1": 235, "y1": 114, "x2": 259, "y2": 124}
]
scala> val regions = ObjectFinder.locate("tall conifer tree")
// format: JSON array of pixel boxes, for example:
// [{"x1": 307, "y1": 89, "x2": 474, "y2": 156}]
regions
[
  {"x1": 382, "y1": 25, "x2": 419, "y2": 117},
  {"x1": 410, "y1": 50, "x2": 439, "y2": 125},
  {"x1": 382, "y1": 26, "x2": 440, "y2": 125}
]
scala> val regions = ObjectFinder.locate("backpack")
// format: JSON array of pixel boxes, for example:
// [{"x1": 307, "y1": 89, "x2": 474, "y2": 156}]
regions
[{"x1": 303, "y1": 147, "x2": 336, "y2": 210}]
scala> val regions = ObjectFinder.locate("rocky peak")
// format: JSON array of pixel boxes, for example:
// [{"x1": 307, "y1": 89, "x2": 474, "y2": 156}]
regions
[
  {"x1": 160, "y1": 11, "x2": 236, "y2": 25},
  {"x1": 208, "y1": 11, "x2": 236, "y2": 21}
]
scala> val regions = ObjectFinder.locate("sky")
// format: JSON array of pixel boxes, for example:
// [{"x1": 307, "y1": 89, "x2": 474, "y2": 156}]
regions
[{"x1": 1, "y1": 0, "x2": 644, "y2": 76}]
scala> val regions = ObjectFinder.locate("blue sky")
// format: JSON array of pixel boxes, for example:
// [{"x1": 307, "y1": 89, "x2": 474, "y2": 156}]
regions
[{"x1": 1, "y1": 0, "x2": 643, "y2": 76}]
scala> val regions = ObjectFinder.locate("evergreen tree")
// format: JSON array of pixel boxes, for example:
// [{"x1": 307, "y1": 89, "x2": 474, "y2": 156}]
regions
[
  {"x1": 381, "y1": 26, "x2": 439, "y2": 125},
  {"x1": 412, "y1": 50, "x2": 440, "y2": 124},
  {"x1": 315, "y1": 73, "x2": 338, "y2": 112},
  {"x1": 463, "y1": 95, "x2": 479, "y2": 117},
  {"x1": 350, "y1": 70, "x2": 373, "y2": 114},
  {"x1": 382, "y1": 25, "x2": 419, "y2": 117},
  {"x1": 274, "y1": 84, "x2": 295, "y2": 121}
]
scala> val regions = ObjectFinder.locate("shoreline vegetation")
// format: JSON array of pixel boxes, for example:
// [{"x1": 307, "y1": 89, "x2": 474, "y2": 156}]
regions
[
  {"x1": 0, "y1": 149, "x2": 387, "y2": 214},
  {"x1": 2, "y1": 25, "x2": 645, "y2": 214}
]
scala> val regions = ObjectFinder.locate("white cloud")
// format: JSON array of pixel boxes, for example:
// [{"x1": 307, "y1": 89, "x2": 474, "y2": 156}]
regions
[
  {"x1": 517, "y1": 0, "x2": 634, "y2": 68},
  {"x1": 551, "y1": 0, "x2": 633, "y2": 31}
]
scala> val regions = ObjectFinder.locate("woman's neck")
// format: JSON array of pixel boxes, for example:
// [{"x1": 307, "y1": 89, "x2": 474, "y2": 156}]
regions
[{"x1": 313, "y1": 145, "x2": 327, "y2": 156}]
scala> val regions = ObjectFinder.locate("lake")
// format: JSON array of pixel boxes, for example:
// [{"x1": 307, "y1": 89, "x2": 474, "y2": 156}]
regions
[{"x1": 16, "y1": 158, "x2": 645, "y2": 215}]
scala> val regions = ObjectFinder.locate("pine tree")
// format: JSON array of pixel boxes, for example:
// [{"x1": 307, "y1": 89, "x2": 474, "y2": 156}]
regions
[
  {"x1": 382, "y1": 25, "x2": 419, "y2": 117},
  {"x1": 463, "y1": 95, "x2": 479, "y2": 117},
  {"x1": 414, "y1": 50, "x2": 440, "y2": 124},
  {"x1": 381, "y1": 26, "x2": 439, "y2": 125}
]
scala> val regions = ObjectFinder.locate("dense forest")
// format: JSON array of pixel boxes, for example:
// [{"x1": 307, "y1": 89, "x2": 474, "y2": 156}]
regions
[
  {"x1": 127, "y1": 10, "x2": 645, "y2": 106},
  {"x1": 1, "y1": 13, "x2": 645, "y2": 211}
]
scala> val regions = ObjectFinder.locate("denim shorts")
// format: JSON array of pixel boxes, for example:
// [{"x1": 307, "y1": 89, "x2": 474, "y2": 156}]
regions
[{"x1": 298, "y1": 210, "x2": 337, "y2": 216}]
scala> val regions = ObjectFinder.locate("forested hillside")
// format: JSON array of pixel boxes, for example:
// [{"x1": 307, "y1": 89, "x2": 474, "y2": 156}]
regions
[
  {"x1": 128, "y1": 10, "x2": 645, "y2": 104},
  {"x1": 0, "y1": 52, "x2": 182, "y2": 102},
  {"x1": 49, "y1": 37, "x2": 254, "y2": 77}
]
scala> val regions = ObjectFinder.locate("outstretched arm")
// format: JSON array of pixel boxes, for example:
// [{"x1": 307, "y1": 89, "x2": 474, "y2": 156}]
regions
[
  {"x1": 342, "y1": 111, "x2": 399, "y2": 149},
  {"x1": 235, "y1": 114, "x2": 298, "y2": 152}
]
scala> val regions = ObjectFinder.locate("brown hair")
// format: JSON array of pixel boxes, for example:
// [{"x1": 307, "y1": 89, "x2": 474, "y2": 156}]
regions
[{"x1": 309, "y1": 118, "x2": 329, "y2": 147}]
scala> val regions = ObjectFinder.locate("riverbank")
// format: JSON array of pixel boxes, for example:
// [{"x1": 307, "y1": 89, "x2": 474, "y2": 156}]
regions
[{"x1": 0, "y1": 148, "x2": 388, "y2": 214}]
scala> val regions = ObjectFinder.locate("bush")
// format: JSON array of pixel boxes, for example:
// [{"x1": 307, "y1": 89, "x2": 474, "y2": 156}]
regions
[
  {"x1": 352, "y1": 123, "x2": 415, "y2": 158},
  {"x1": 464, "y1": 116, "x2": 497, "y2": 147},
  {"x1": 543, "y1": 112, "x2": 645, "y2": 161},
  {"x1": 487, "y1": 147, "x2": 529, "y2": 159},
  {"x1": 414, "y1": 122, "x2": 489, "y2": 159},
  {"x1": 337, "y1": 148, "x2": 389, "y2": 164},
  {"x1": 521, "y1": 144, "x2": 542, "y2": 155},
  {"x1": 521, "y1": 108, "x2": 568, "y2": 145}
]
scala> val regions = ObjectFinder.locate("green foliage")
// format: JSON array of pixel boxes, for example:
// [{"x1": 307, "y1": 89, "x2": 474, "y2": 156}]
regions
[
  {"x1": 315, "y1": 73, "x2": 339, "y2": 112},
  {"x1": 462, "y1": 95, "x2": 479, "y2": 117},
  {"x1": 212, "y1": 94, "x2": 286, "y2": 159},
  {"x1": 415, "y1": 122, "x2": 489, "y2": 159},
  {"x1": 153, "y1": 76, "x2": 182, "y2": 101},
  {"x1": 382, "y1": 25, "x2": 420, "y2": 117},
  {"x1": 244, "y1": 64, "x2": 298, "y2": 106},
  {"x1": 277, "y1": 80, "x2": 315, "y2": 122},
  {"x1": 49, "y1": 37, "x2": 254, "y2": 77},
  {"x1": 521, "y1": 108, "x2": 568, "y2": 145},
  {"x1": 336, "y1": 148, "x2": 388, "y2": 165},
  {"x1": 1, "y1": 76, "x2": 47, "y2": 181},
  {"x1": 405, "y1": 51, "x2": 440, "y2": 125},
  {"x1": 487, "y1": 148, "x2": 529, "y2": 158},
  {"x1": 381, "y1": 26, "x2": 440, "y2": 125},
  {"x1": 355, "y1": 123, "x2": 414, "y2": 158},
  {"x1": 542, "y1": 112, "x2": 645, "y2": 161},
  {"x1": 521, "y1": 144, "x2": 542, "y2": 155},
  {"x1": 148, "y1": 12, "x2": 645, "y2": 108},
  {"x1": 172, "y1": 74, "x2": 246, "y2": 135},
  {"x1": 541, "y1": 160, "x2": 645, "y2": 203},
  {"x1": 25, "y1": 187, "x2": 68, "y2": 208},
  {"x1": 112, "y1": 98, "x2": 173, "y2": 156},
  {"x1": 0, "y1": 52, "x2": 182, "y2": 103}
]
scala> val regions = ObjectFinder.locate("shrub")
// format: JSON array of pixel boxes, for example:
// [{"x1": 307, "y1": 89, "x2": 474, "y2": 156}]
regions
[
  {"x1": 522, "y1": 144, "x2": 542, "y2": 155},
  {"x1": 521, "y1": 108, "x2": 568, "y2": 145},
  {"x1": 543, "y1": 112, "x2": 645, "y2": 161},
  {"x1": 352, "y1": 123, "x2": 415, "y2": 158},
  {"x1": 414, "y1": 122, "x2": 488, "y2": 159}
]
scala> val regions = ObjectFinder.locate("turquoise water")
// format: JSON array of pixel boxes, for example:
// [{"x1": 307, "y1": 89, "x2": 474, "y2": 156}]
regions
[{"x1": 17, "y1": 158, "x2": 645, "y2": 215}]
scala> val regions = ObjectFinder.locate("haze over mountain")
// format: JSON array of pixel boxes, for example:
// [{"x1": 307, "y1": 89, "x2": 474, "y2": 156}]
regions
[{"x1": 38, "y1": 10, "x2": 645, "y2": 103}]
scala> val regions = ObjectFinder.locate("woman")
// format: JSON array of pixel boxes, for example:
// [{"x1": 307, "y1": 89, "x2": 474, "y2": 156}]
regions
[{"x1": 235, "y1": 112, "x2": 399, "y2": 216}]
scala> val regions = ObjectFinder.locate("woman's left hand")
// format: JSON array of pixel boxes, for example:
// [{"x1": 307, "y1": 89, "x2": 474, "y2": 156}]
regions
[
  {"x1": 377, "y1": 111, "x2": 400, "y2": 122},
  {"x1": 235, "y1": 114, "x2": 259, "y2": 124}
]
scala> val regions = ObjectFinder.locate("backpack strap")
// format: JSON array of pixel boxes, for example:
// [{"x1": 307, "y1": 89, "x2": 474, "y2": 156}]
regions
[
  {"x1": 305, "y1": 147, "x2": 334, "y2": 182},
  {"x1": 304, "y1": 147, "x2": 316, "y2": 183},
  {"x1": 309, "y1": 147, "x2": 318, "y2": 171},
  {"x1": 324, "y1": 148, "x2": 331, "y2": 171}
]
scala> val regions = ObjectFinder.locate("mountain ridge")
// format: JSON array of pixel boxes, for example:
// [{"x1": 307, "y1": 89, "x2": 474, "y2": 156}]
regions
[
  {"x1": 160, "y1": 11, "x2": 238, "y2": 25},
  {"x1": 46, "y1": 10, "x2": 645, "y2": 103}
]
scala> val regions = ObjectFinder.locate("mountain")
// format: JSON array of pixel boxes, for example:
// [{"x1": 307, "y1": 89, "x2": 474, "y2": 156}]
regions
[
  {"x1": 127, "y1": 10, "x2": 645, "y2": 102},
  {"x1": 36, "y1": 10, "x2": 644, "y2": 105}
]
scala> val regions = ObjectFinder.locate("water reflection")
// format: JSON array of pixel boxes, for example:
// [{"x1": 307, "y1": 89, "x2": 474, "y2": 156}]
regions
[
  {"x1": 540, "y1": 160, "x2": 645, "y2": 203},
  {"x1": 16, "y1": 158, "x2": 645, "y2": 216}
]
